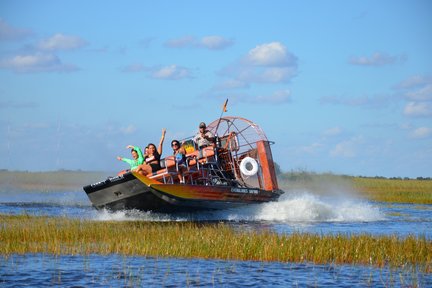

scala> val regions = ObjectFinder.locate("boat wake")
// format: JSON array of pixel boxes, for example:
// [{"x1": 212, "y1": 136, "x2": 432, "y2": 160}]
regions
[
  {"x1": 93, "y1": 190, "x2": 384, "y2": 223},
  {"x1": 229, "y1": 191, "x2": 384, "y2": 222}
]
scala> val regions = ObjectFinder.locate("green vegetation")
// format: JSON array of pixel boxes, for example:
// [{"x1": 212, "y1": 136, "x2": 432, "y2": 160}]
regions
[
  {"x1": 1, "y1": 214, "x2": 430, "y2": 272},
  {"x1": 278, "y1": 171, "x2": 432, "y2": 204},
  {"x1": 0, "y1": 170, "x2": 108, "y2": 192},
  {"x1": 351, "y1": 177, "x2": 432, "y2": 204}
]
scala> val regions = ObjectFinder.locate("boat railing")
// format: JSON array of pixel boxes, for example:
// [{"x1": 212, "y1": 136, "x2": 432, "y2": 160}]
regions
[
  {"x1": 149, "y1": 145, "x2": 239, "y2": 186},
  {"x1": 148, "y1": 156, "x2": 178, "y2": 184},
  {"x1": 148, "y1": 134, "x2": 276, "y2": 189}
]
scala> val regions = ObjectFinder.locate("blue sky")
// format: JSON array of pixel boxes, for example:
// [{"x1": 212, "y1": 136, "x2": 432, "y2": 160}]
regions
[{"x1": 0, "y1": 0, "x2": 431, "y2": 177}]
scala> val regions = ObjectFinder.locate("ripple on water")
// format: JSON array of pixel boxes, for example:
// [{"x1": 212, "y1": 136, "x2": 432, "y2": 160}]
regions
[{"x1": 0, "y1": 254, "x2": 430, "y2": 287}]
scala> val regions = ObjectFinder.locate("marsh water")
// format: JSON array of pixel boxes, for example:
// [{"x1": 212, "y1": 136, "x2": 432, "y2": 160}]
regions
[{"x1": 1, "y1": 189, "x2": 431, "y2": 287}]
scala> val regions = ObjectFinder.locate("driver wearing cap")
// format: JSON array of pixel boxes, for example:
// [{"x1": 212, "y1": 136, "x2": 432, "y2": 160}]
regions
[{"x1": 193, "y1": 122, "x2": 215, "y2": 149}]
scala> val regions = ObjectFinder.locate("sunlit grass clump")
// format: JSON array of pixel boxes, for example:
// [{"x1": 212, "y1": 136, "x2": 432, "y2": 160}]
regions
[
  {"x1": 351, "y1": 178, "x2": 432, "y2": 204},
  {"x1": 1, "y1": 214, "x2": 430, "y2": 272}
]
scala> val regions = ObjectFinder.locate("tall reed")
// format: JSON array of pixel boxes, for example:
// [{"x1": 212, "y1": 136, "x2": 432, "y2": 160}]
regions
[
  {"x1": 1, "y1": 214, "x2": 430, "y2": 272},
  {"x1": 351, "y1": 178, "x2": 432, "y2": 204}
]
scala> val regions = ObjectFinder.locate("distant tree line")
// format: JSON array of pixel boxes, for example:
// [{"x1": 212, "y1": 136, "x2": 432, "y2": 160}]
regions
[
  {"x1": 273, "y1": 163, "x2": 431, "y2": 181},
  {"x1": 356, "y1": 176, "x2": 432, "y2": 181}
]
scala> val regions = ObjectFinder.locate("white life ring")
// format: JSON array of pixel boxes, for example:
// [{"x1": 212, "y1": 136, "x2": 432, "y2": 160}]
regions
[{"x1": 240, "y1": 157, "x2": 259, "y2": 176}]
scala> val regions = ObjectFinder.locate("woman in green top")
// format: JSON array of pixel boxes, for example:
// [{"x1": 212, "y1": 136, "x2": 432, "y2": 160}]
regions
[{"x1": 116, "y1": 145, "x2": 145, "y2": 170}]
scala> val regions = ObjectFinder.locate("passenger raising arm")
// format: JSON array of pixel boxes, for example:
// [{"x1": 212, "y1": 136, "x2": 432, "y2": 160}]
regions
[
  {"x1": 116, "y1": 145, "x2": 144, "y2": 170},
  {"x1": 134, "y1": 128, "x2": 166, "y2": 176}
]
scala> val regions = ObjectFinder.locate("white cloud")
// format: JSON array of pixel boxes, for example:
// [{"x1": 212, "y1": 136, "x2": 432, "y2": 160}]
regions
[
  {"x1": 403, "y1": 102, "x2": 432, "y2": 117},
  {"x1": 0, "y1": 18, "x2": 32, "y2": 41},
  {"x1": 121, "y1": 63, "x2": 145, "y2": 73},
  {"x1": 220, "y1": 42, "x2": 298, "y2": 85},
  {"x1": 207, "y1": 42, "x2": 297, "y2": 105},
  {"x1": 120, "y1": 63, "x2": 192, "y2": 80},
  {"x1": 244, "y1": 42, "x2": 296, "y2": 67},
  {"x1": 260, "y1": 67, "x2": 296, "y2": 83},
  {"x1": 253, "y1": 89, "x2": 291, "y2": 104},
  {"x1": 37, "y1": 33, "x2": 87, "y2": 51},
  {"x1": 0, "y1": 32, "x2": 85, "y2": 73},
  {"x1": 199, "y1": 36, "x2": 233, "y2": 50},
  {"x1": 213, "y1": 79, "x2": 249, "y2": 90},
  {"x1": 120, "y1": 125, "x2": 137, "y2": 135},
  {"x1": 395, "y1": 75, "x2": 432, "y2": 118},
  {"x1": 0, "y1": 52, "x2": 79, "y2": 73},
  {"x1": 164, "y1": 35, "x2": 195, "y2": 48},
  {"x1": 330, "y1": 136, "x2": 363, "y2": 158},
  {"x1": 322, "y1": 127, "x2": 343, "y2": 137},
  {"x1": 395, "y1": 75, "x2": 432, "y2": 89},
  {"x1": 165, "y1": 35, "x2": 233, "y2": 50},
  {"x1": 399, "y1": 123, "x2": 413, "y2": 130},
  {"x1": 320, "y1": 94, "x2": 392, "y2": 109},
  {"x1": 301, "y1": 142, "x2": 323, "y2": 154},
  {"x1": 236, "y1": 66, "x2": 297, "y2": 83},
  {"x1": 331, "y1": 142, "x2": 355, "y2": 158},
  {"x1": 151, "y1": 64, "x2": 191, "y2": 80},
  {"x1": 405, "y1": 84, "x2": 432, "y2": 101},
  {"x1": 349, "y1": 52, "x2": 405, "y2": 66},
  {"x1": 410, "y1": 127, "x2": 432, "y2": 139}
]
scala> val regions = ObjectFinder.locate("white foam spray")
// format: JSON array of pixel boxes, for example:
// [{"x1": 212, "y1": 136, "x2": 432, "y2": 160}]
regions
[{"x1": 234, "y1": 191, "x2": 385, "y2": 222}]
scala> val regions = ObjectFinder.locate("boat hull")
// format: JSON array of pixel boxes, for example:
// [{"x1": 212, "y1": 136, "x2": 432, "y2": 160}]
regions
[{"x1": 83, "y1": 172, "x2": 283, "y2": 213}]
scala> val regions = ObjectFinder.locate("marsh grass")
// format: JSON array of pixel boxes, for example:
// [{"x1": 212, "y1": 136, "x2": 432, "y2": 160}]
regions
[
  {"x1": 1, "y1": 214, "x2": 430, "y2": 272},
  {"x1": 351, "y1": 178, "x2": 432, "y2": 204},
  {"x1": 278, "y1": 172, "x2": 432, "y2": 204},
  {"x1": 0, "y1": 171, "x2": 107, "y2": 192}
]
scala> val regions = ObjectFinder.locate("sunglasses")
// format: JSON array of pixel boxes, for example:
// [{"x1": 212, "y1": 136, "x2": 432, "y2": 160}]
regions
[{"x1": 171, "y1": 143, "x2": 179, "y2": 147}]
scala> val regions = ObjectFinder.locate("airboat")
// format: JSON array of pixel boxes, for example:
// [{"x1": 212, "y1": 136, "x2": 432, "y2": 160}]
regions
[{"x1": 83, "y1": 116, "x2": 284, "y2": 213}]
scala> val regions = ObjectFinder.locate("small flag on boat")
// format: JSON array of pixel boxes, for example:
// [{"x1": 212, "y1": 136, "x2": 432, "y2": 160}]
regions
[{"x1": 222, "y1": 99, "x2": 228, "y2": 112}]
